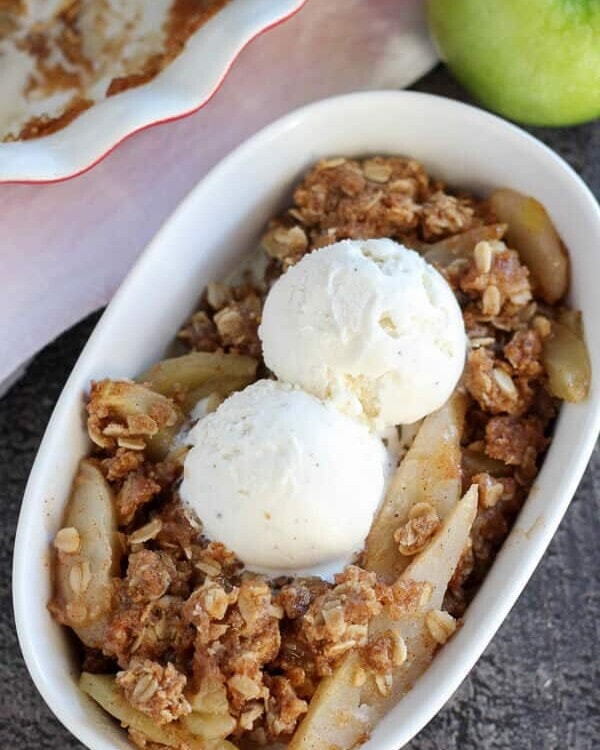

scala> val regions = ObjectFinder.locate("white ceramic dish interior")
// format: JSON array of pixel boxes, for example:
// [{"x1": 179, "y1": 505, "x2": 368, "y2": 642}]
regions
[
  {"x1": 13, "y1": 91, "x2": 600, "y2": 750},
  {"x1": 0, "y1": 0, "x2": 305, "y2": 184}
]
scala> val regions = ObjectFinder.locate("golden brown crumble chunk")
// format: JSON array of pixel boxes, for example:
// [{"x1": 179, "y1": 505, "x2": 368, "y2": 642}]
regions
[
  {"x1": 460, "y1": 243, "x2": 532, "y2": 314},
  {"x1": 179, "y1": 285, "x2": 263, "y2": 358},
  {"x1": 102, "y1": 448, "x2": 145, "y2": 482},
  {"x1": 485, "y1": 415, "x2": 548, "y2": 471},
  {"x1": 275, "y1": 578, "x2": 330, "y2": 620},
  {"x1": 362, "y1": 629, "x2": 407, "y2": 675},
  {"x1": 283, "y1": 156, "x2": 472, "y2": 252},
  {"x1": 177, "y1": 310, "x2": 221, "y2": 353},
  {"x1": 465, "y1": 348, "x2": 532, "y2": 416},
  {"x1": 504, "y1": 328, "x2": 544, "y2": 377},
  {"x1": 117, "y1": 472, "x2": 161, "y2": 526},
  {"x1": 301, "y1": 566, "x2": 383, "y2": 672},
  {"x1": 421, "y1": 191, "x2": 475, "y2": 241},
  {"x1": 126, "y1": 550, "x2": 177, "y2": 604},
  {"x1": 116, "y1": 659, "x2": 191, "y2": 724},
  {"x1": 87, "y1": 380, "x2": 179, "y2": 452},
  {"x1": 213, "y1": 293, "x2": 262, "y2": 358},
  {"x1": 394, "y1": 502, "x2": 441, "y2": 556},
  {"x1": 265, "y1": 675, "x2": 308, "y2": 738}
]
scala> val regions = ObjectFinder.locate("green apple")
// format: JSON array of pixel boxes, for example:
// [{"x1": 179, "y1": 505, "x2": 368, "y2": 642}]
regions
[{"x1": 427, "y1": 0, "x2": 600, "y2": 126}]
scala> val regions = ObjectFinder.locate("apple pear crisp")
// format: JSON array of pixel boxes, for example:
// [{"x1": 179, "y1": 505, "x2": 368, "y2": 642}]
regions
[
  {"x1": 0, "y1": 0, "x2": 230, "y2": 141},
  {"x1": 49, "y1": 155, "x2": 590, "y2": 750}
]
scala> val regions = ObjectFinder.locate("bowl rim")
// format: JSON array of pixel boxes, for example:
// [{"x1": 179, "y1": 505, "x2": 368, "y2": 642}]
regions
[
  {"x1": 0, "y1": 0, "x2": 307, "y2": 185},
  {"x1": 12, "y1": 90, "x2": 600, "y2": 750}
]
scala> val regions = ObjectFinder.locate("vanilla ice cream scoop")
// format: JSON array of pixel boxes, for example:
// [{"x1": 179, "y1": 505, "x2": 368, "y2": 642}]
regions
[
  {"x1": 259, "y1": 239, "x2": 466, "y2": 427},
  {"x1": 180, "y1": 379, "x2": 388, "y2": 575}
]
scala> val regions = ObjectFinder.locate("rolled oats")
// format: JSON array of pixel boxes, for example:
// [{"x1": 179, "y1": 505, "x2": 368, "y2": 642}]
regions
[
  {"x1": 363, "y1": 629, "x2": 407, "y2": 679},
  {"x1": 391, "y1": 630, "x2": 408, "y2": 667},
  {"x1": 469, "y1": 337, "x2": 496, "y2": 349},
  {"x1": 54, "y1": 527, "x2": 81, "y2": 554},
  {"x1": 352, "y1": 666, "x2": 367, "y2": 687},
  {"x1": 394, "y1": 504, "x2": 441, "y2": 556},
  {"x1": 471, "y1": 473, "x2": 505, "y2": 509},
  {"x1": 126, "y1": 550, "x2": 175, "y2": 603},
  {"x1": 465, "y1": 348, "x2": 530, "y2": 415},
  {"x1": 263, "y1": 225, "x2": 309, "y2": 262},
  {"x1": 473, "y1": 240, "x2": 493, "y2": 274},
  {"x1": 228, "y1": 673, "x2": 263, "y2": 701},
  {"x1": 301, "y1": 566, "x2": 383, "y2": 670},
  {"x1": 239, "y1": 702, "x2": 265, "y2": 731},
  {"x1": 194, "y1": 560, "x2": 221, "y2": 577},
  {"x1": 116, "y1": 660, "x2": 191, "y2": 724},
  {"x1": 532, "y1": 315, "x2": 552, "y2": 338},
  {"x1": 265, "y1": 676, "x2": 308, "y2": 737},
  {"x1": 206, "y1": 282, "x2": 231, "y2": 310},
  {"x1": 426, "y1": 610, "x2": 457, "y2": 645},
  {"x1": 363, "y1": 159, "x2": 393, "y2": 184},
  {"x1": 197, "y1": 579, "x2": 236, "y2": 620},
  {"x1": 87, "y1": 379, "x2": 179, "y2": 452},
  {"x1": 374, "y1": 673, "x2": 393, "y2": 697},
  {"x1": 461, "y1": 244, "x2": 532, "y2": 313},
  {"x1": 492, "y1": 368, "x2": 518, "y2": 398},
  {"x1": 132, "y1": 672, "x2": 159, "y2": 703},
  {"x1": 320, "y1": 157, "x2": 347, "y2": 169},
  {"x1": 421, "y1": 192, "x2": 474, "y2": 241},
  {"x1": 128, "y1": 518, "x2": 163, "y2": 545},
  {"x1": 69, "y1": 561, "x2": 91, "y2": 595},
  {"x1": 504, "y1": 329, "x2": 544, "y2": 377},
  {"x1": 482, "y1": 285, "x2": 502, "y2": 316}
]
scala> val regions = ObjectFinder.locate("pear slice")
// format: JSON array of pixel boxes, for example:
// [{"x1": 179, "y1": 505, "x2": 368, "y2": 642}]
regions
[
  {"x1": 364, "y1": 392, "x2": 465, "y2": 581},
  {"x1": 543, "y1": 321, "x2": 591, "y2": 403},
  {"x1": 137, "y1": 351, "x2": 257, "y2": 410},
  {"x1": 80, "y1": 673, "x2": 237, "y2": 750},
  {"x1": 51, "y1": 460, "x2": 121, "y2": 649},
  {"x1": 490, "y1": 188, "x2": 569, "y2": 304},
  {"x1": 287, "y1": 652, "x2": 368, "y2": 750},
  {"x1": 290, "y1": 486, "x2": 478, "y2": 750},
  {"x1": 361, "y1": 485, "x2": 478, "y2": 716}
]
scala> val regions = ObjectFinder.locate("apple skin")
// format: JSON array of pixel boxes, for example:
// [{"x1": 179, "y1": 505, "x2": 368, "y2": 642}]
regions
[{"x1": 427, "y1": 0, "x2": 600, "y2": 126}]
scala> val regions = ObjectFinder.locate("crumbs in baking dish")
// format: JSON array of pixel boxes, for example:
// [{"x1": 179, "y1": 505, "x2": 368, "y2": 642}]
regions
[{"x1": 0, "y1": 0, "x2": 229, "y2": 141}]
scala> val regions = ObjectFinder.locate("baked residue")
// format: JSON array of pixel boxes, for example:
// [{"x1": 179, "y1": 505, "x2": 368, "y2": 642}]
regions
[{"x1": 0, "y1": 0, "x2": 229, "y2": 141}]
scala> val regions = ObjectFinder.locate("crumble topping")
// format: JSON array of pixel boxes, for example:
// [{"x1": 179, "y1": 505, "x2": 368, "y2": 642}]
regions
[
  {"x1": 87, "y1": 379, "x2": 179, "y2": 452},
  {"x1": 484, "y1": 415, "x2": 548, "y2": 472},
  {"x1": 264, "y1": 675, "x2": 308, "y2": 738},
  {"x1": 116, "y1": 658, "x2": 191, "y2": 724},
  {"x1": 300, "y1": 566, "x2": 384, "y2": 673},
  {"x1": 178, "y1": 284, "x2": 263, "y2": 359},
  {"x1": 460, "y1": 243, "x2": 532, "y2": 313},
  {"x1": 465, "y1": 347, "x2": 532, "y2": 415},
  {"x1": 394, "y1": 502, "x2": 441, "y2": 556},
  {"x1": 425, "y1": 610, "x2": 457, "y2": 645},
  {"x1": 269, "y1": 156, "x2": 479, "y2": 261},
  {"x1": 362, "y1": 629, "x2": 407, "y2": 676}
]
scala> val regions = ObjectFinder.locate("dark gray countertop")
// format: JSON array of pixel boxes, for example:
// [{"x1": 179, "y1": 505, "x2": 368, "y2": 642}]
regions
[{"x1": 1, "y1": 67, "x2": 599, "y2": 749}]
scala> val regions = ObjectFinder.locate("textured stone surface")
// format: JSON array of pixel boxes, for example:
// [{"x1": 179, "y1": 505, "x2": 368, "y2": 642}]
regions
[{"x1": 1, "y1": 67, "x2": 599, "y2": 749}]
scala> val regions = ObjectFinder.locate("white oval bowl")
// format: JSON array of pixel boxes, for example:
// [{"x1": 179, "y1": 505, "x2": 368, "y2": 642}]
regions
[
  {"x1": 13, "y1": 91, "x2": 600, "y2": 750},
  {"x1": 0, "y1": 0, "x2": 305, "y2": 183}
]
